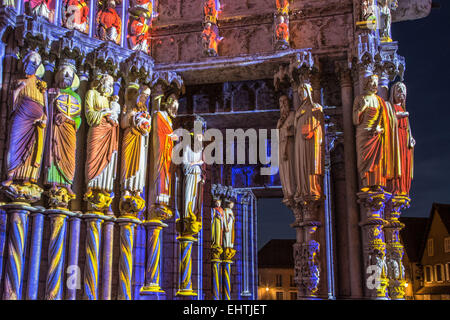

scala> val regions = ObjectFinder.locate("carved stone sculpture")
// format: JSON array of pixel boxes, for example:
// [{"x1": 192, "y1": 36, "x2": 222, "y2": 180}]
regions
[
  {"x1": 128, "y1": 1, "x2": 155, "y2": 52},
  {"x1": 386, "y1": 82, "x2": 414, "y2": 196},
  {"x1": 277, "y1": 94, "x2": 295, "y2": 206},
  {"x1": 84, "y1": 74, "x2": 120, "y2": 213},
  {"x1": 223, "y1": 198, "x2": 236, "y2": 261},
  {"x1": 294, "y1": 83, "x2": 325, "y2": 201},
  {"x1": 27, "y1": 0, "x2": 54, "y2": 21},
  {"x1": 44, "y1": 59, "x2": 82, "y2": 209},
  {"x1": 96, "y1": 0, "x2": 122, "y2": 44},
  {"x1": 353, "y1": 74, "x2": 396, "y2": 191},
  {"x1": 211, "y1": 197, "x2": 224, "y2": 260},
  {"x1": 119, "y1": 84, "x2": 151, "y2": 217},
  {"x1": 378, "y1": 0, "x2": 398, "y2": 42},
  {"x1": 63, "y1": 0, "x2": 90, "y2": 33},
  {"x1": 148, "y1": 91, "x2": 179, "y2": 220},
  {"x1": 2, "y1": 51, "x2": 47, "y2": 202}
]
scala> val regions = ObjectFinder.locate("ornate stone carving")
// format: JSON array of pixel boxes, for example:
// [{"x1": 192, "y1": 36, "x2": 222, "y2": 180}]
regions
[
  {"x1": 25, "y1": 0, "x2": 55, "y2": 22},
  {"x1": 128, "y1": 0, "x2": 156, "y2": 53},
  {"x1": 202, "y1": 0, "x2": 222, "y2": 56},
  {"x1": 378, "y1": 0, "x2": 398, "y2": 42}
]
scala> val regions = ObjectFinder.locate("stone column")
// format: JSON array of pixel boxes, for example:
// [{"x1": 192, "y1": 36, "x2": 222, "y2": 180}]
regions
[
  {"x1": 45, "y1": 209, "x2": 69, "y2": 300},
  {"x1": 82, "y1": 213, "x2": 105, "y2": 300},
  {"x1": 101, "y1": 216, "x2": 115, "y2": 300},
  {"x1": 2, "y1": 203, "x2": 32, "y2": 300},
  {"x1": 385, "y1": 195, "x2": 410, "y2": 300},
  {"x1": 222, "y1": 259, "x2": 233, "y2": 300},
  {"x1": 211, "y1": 258, "x2": 222, "y2": 300},
  {"x1": 117, "y1": 216, "x2": 140, "y2": 300},
  {"x1": 65, "y1": 213, "x2": 82, "y2": 300},
  {"x1": 140, "y1": 220, "x2": 167, "y2": 296},
  {"x1": 0, "y1": 204, "x2": 7, "y2": 283},
  {"x1": 336, "y1": 62, "x2": 364, "y2": 298},
  {"x1": 176, "y1": 235, "x2": 197, "y2": 297},
  {"x1": 357, "y1": 190, "x2": 390, "y2": 300},
  {"x1": 25, "y1": 207, "x2": 45, "y2": 300}
]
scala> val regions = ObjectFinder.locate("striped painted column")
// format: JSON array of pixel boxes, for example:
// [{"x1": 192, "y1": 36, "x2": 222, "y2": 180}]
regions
[
  {"x1": 222, "y1": 260, "x2": 233, "y2": 300},
  {"x1": 140, "y1": 220, "x2": 167, "y2": 295},
  {"x1": 82, "y1": 213, "x2": 104, "y2": 300},
  {"x1": 65, "y1": 213, "x2": 82, "y2": 300},
  {"x1": 211, "y1": 259, "x2": 221, "y2": 300},
  {"x1": 45, "y1": 210, "x2": 69, "y2": 300},
  {"x1": 26, "y1": 208, "x2": 45, "y2": 300},
  {"x1": 2, "y1": 204, "x2": 32, "y2": 300},
  {"x1": 176, "y1": 236, "x2": 197, "y2": 297},
  {"x1": 117, "y1": 217, "x2": 140, "y2": 300},
  {"x1": 0, "y1": 204, "x2": 7, "y2": 285}
]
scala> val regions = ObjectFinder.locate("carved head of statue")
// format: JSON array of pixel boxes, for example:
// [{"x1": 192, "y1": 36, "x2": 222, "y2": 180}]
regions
[
  {"x1": 390, "y1": 82, "x2": 407, "y2": 107},
  {"x1": 363, "y1": 74, "x2": 379, "y2": 95},
  {"x1": 297, "y1": 83, "x2": 314, "y2": 105},
  {"x1": 55, "y1": 63, "x2": 76, "y2": 89},
  {"x1": 214, "y1": 199, "x2": 222, "y2": 208},
  {"x1": 23, "y1": 51, "x2": 42, "y2": 76},
  {"x1": 125, "y1": 83, "x2": 140, "y2": 108},
  {"x1": 279, "y1": 95, "x2": 290, "y2": 117},
  {"x1": 98, "y1": 74, "x2": 114, "y2": 97},
  {"x1": 139, "y1": 86, "x2": 151, "y2": 105},
  {"x1": 276, "y1": 15, "x2": 285, "y2": 25},
  {"x1": 164, "y1": 93, "x2": 179, "y2": 119}
]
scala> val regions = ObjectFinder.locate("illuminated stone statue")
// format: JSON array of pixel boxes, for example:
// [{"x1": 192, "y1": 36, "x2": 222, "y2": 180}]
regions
[
  {"x1": 96, "y1": 0, "x2": 122, "y2": 44},
  {"x1": 180, "y1": 133, "x2": 204, "y2": 234},
  {"x1": 277, "y1": 95, "x2": 296, "y2": 205},
  {"x1": 2, "y1": 51, "x2": 47, "y2": 201},
  {"x1": 148, "y1": 92, "x2": 179, "y2": 219},
  {"x1": 378, "y1": 0, "x2": 398, "y2": 42},
  {"x1": 387, "y1": 82, "x2": 414, "y2": 196},
  {"x1": 63, "y1": 0, "x2": 90, "y2": 33},
  {"x1": 211, "y1": 197, "x2": 224, "y2": 259},
  {"x1": 223, "y1": 199, "x2": 236, "y2": 260},
  {"x1": 44, "y1": 60, "x2": 82, "y2": 208},
  {"x1": 119, "y1": 85, "x2": 151, "y2": 216},
  {"x1": 353, "y1": 74, "x2": 396, "y2": 191},
  {"x1": 294, "y1": 83, "x2": 324, "y2": 200},
  {"x1": 28, "y1": 0, "x2": 54, "y2": 21},
  {"x1": 84, "y1": 74, "x2": 120, "y2": 212}
]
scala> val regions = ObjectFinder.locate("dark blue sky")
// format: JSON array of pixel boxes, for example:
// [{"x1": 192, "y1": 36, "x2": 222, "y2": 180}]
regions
[{"x1": 257, "y1": 2, "x2": 450, "y2": 250}]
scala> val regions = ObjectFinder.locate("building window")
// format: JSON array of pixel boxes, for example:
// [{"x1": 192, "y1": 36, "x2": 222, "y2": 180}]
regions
[
  {"x1": 435, "y1": 264, "x2": 445, "y2": 283},
  {"x1": 445, "y1": 237, "x2": 450, "y2": 253},
  {"x1": 290, "y1": 291, "x2": 297, "y2": 300},
  {"x1": 276, "y1": 274, "x2": 282, "y2": 287},
  {"x1": 290, "y1": 275, "x2": 295, "y2": 287},
  {"x1": 425, "y1": 265, "x2": 433, "y2": 283},
  {"x1": 276, "y1": 291, "x2": 284, "y2": 300},
  {"x1": 427, "y1": 238, "x2": 434, "y2": 257},
  {"x1": 445, "y1": 263, "x2": 450, "y2": 282}
]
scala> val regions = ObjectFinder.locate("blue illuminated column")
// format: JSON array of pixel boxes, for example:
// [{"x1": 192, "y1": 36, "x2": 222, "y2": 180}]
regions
[
  {"x1": 240, "y1": 192, "x2": 252, "y2": 297},
  {"x1": 26, "y1": 207, "x2": 45, "y2": 300},
  {"x1": 0, "y1": 204, "x2": 7, "y2": 282},
  {"x1": 65, "y1": 212, "x2": 82, "y2": 300},
  {"x1": 2, "y1": 203, "x2": 32, "y2": 300}
]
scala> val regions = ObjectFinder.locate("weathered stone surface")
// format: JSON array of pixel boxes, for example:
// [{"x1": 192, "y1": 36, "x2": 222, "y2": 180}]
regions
[{"x1": 393, "y1": 0, "x2": 432, "y2": 22}]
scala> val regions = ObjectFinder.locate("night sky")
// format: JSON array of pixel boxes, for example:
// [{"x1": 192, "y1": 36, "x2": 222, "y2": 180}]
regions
[{"x1": 257, "y1": 1, "x2": 450, "y2": 250}]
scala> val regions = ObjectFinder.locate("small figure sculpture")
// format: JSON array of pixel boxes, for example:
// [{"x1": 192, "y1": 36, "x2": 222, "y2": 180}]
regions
[
  {"x1": 148, "y1": 91, "x2": 179, "y2": 219},
  {"x1": 211, "y1": 197, "x2": 224, "y2": 259},
  {"x1": 44, "y1": 59, "x2": 82, "y2": 208},
  {"x1": 2, "y1": 51, "x2": 47, "y2": 201},
  {"x1": 378, "y1": 0, "x2": 398, "y2": 42},
  {"x1": 128, "y1": 9, "x2": 152, "y2": 52},
  {"x1": 27, "y1": 0, "x2": 54, "y2": 21},
  {"x1": 294, "y1": 83, "x2": 324, "y2": 200},
  {"x1": 275, "y1": 15, "x2": 289, "y2": 50},
  {"x1": 120, "y1": 84, "x2": 151, "y2": 216},
  {"x1": 63, "y1": 0, "x2": 90, "y2": 33},
  {"x1": 96, "y1": 0, "x2": 122, "y2": 44},
  {"x1": 202, "y1": 22, "x2": 222, "y2": 56},
  {"x1": 204, "y1": 0, "x2": 220, "y2": 23},
  {"x1": 353, "y1": 74, "x2": 395, "y2": 191},
  {"x1": 222, "y1": 198, "x2": 236, "y2": 260},
  {"x1": 84, "y1": 74, "x2": 120, "y2": 212},
  {"x1": 387, "y1": 82, "x2": 414, "y2": 196},
  {"x1": 277, "y1": 95, "x2": 295, "y2": 205},
  {"x1": 276, "y1": 0, "x2": 289, "y2": 15}
]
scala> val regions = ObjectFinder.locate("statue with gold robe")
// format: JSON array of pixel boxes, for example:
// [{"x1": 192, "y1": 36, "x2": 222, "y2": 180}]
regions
[
  {"x1": 84, "y1": 74, "x2": 120, "y2": 211},
  {"x1": 119, "y1": 85, "x2": 151, "y2": 216},
  {"x1": 353, "y1": 74, "x2": 396, "y2": 191},
  {"x1": 44, "y1": 60, "x2": 82, "y2": 207},
  {"x1": 2, "y1": 51, "x2": 47, "y2": 201},
  {"x1": 148, "y1": 92, "x2": 179, "y2": 219},
  {"x1": 294, "y1": 83, "x2": 324, "y2": 201},
  {"x1": 222, "y1": 198, "x2": 236, "y2": 260}
]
